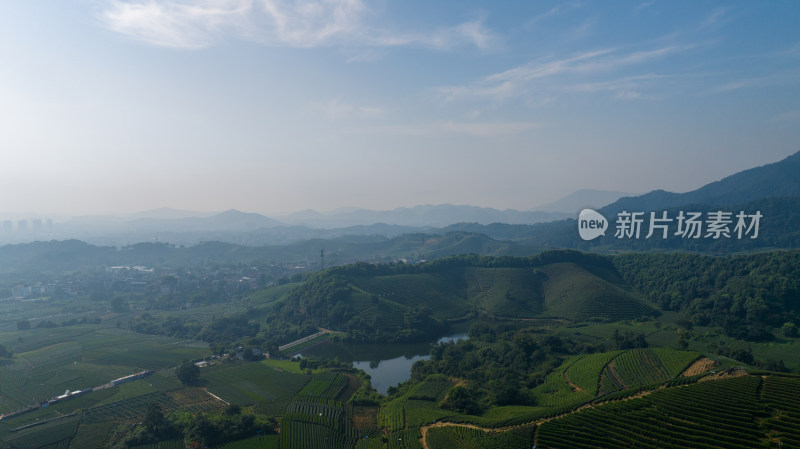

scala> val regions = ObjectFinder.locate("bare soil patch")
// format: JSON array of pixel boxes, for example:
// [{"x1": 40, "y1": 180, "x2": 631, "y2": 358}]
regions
[{"x1": 681, "y1": 357, "x2": 717, "y2": 377}]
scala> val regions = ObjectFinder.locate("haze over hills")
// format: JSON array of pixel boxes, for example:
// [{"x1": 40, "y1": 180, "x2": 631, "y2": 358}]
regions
[
  {"x1": 532, "y1": 189, "x2": 633, "y2": 214},
  {"x1": 0, "y1": 151, "x2": 797, "y2": 252},
  {"x1": 276, "y1": 204, "x2": 571, "y2": 228}
]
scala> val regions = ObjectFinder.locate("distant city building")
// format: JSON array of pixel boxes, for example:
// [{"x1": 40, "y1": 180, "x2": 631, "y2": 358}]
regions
[
  {"x1": 1, "y1": 221, "x2": 12, "y2": 233},
  {"x1": 17, "y1": 220, "x2": 27, "y2": 232},
  {"x1": 32, "y1": 219, "x2": 42, "y2": 233}
]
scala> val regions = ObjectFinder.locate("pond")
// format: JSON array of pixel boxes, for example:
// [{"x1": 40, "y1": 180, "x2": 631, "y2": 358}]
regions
[{"x1": 300, "y1": 332, "x2": 468, "y2": 394}]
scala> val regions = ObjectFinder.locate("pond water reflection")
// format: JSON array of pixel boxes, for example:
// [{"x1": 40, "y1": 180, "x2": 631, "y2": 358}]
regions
[{"x1": 300, "y1": 333, "x2": 468, "y2": 394}]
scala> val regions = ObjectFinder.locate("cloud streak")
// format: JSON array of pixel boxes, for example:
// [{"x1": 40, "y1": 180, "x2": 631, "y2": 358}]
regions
[
  {"x1": 713, "y1": 68, "x2": 800, "y2": 93},
  {"x1": 99, "y1": 0, "x2": 496, "y2": 50},
  {"x1": 437, "y1": 44, "x2": 691, "y2": 103}
]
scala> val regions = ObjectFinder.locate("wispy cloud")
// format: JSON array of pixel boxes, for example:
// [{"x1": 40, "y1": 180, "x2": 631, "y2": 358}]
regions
[
  {"x1": 713, "y1": 68, "x2": 800, "y2": 92},
  {"x1": 698, "y1": 7, "x2": 731, "y2": 30},
  {"x1": 634, "y1": 2, "x2": 655, "y2": 13},
  {"x1": 100, "y1": 0, "x2": 252, "y2": 49},
  {"x1": 99, "y1": 0, "x2": 496, "y2": 50},
  {"x1": 437, "y1": 44, "x2": 691, "y2": 103},
  {"x1": 526, "y1": 2, "x2": 582, "y2": 27},
  {"x1": 567, "y1": 74, "x2": 670, "y2": 100}
]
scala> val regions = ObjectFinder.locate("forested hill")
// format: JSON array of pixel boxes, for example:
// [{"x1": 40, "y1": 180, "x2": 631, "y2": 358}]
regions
[
  {"x1": 266, "y1": 251, "x2": 659, "y2": 343},
  {"x1": 612, "y1": 250, "x2": 800, "y2": 341},
  {"x1": 263, "y1": 249, "x2": 800, "y2": 344}
]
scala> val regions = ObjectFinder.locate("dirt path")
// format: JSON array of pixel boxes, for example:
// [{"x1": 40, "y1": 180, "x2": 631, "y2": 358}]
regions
[
  {"x1": 419, "y1": 422, "x2": 502, "y2": 449},
  {"x1": 563, "y1": 371, "x2": 585, "y2": 393},
  {"x1": 605, "y1": 361, "x2": 625, "y2": 390}
]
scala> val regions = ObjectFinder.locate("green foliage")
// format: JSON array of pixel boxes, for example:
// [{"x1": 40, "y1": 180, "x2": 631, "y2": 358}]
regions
[
  {"x1": 106, "y1": 401, "x2": 275, "y2": 448},
  {"x1": 128, "y1": 313, "x2": 259, "y2": 344},
  {"x1": 440, "y1": 386, "x2": 484, "y2": 415},
  {"x1": 413, "y1": 323, "x2": 599, "y2": 410},
  {"x1": 265, "y1": 250, "x2": 659, "y2": 344},
  {"x1": 109, "y1": 403, "x2": 181, "y2": 448},
  {"x1": 110, "y1": 295, "x2": 130, "y2": 313},
  {"x1": 175, "y1": 361, "x2": 200, "y2": 385},
  {"x1": 613, "y1": 250, "x2": 800, "y2": 341}
]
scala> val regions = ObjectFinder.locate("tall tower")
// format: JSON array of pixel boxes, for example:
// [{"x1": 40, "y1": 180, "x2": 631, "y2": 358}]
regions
[{"x1": 320, "y1": 249, "x2": 325, "y2": 271}]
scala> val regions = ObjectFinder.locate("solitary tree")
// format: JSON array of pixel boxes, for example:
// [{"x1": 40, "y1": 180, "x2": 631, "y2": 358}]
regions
[{"x1": 176, "y1": 361, "x2": 200, "y2": 385}]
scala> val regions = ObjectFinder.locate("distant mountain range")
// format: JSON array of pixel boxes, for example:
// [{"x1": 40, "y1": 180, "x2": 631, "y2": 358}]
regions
[
  {"x1": 0, "y1": 190, "x2": 632, "y2": 246},
  {"x1": 602, "y1": 151, "x2": 800, "y2": 214},
  {"x1": 1, "y1": 151, "x2": 797, "y2": 253},
  {"x1": 507, "y1": 150, "x2": 800, "y2": 251},
  {"x1": 533, "y1": 189, "x2": 634, "y2": 214},
  {"x1": 277, "y1": 204, "x2": 571, "y2": 228}
]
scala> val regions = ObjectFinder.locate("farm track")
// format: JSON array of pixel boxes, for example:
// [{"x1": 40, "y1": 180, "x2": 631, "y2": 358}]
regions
[{"x1": 563, "y1": 371, "x2": 584, "y2": 393}]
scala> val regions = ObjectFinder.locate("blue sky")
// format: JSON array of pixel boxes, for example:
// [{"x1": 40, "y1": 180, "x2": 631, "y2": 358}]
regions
[{"x1": 1, "y1": 1, "x2": 799, "y2": 216}]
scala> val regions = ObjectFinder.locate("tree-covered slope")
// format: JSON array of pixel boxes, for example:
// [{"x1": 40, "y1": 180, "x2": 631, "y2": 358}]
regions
[{"x1": 267, "y1": 251, "x2": 659, "y2": 343}]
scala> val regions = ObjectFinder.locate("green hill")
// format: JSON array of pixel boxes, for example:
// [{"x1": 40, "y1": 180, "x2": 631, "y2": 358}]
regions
[
  {"x1": 269, "y1": 251, "x2": 659, "y2": 343},
  {"x1": 540, "y1": 263, "x2": 654, "y2": 321}
]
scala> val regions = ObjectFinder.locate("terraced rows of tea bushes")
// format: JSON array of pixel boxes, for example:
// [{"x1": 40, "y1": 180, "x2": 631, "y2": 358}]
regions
[
  {"x1": 416, "y1": 348, "x2": 706, "y2": 433},
  {"x1": 759, "y1": 375, "x2": 800, "y2": 447},
  {"x1": 297, "y1": 372, "x2": 348, "y2": 399},
  {"x1": 426, "y1": 425, "x2": 535, "y2": 449},
  {"x1": 536, "y1": 375, "x2": 778, "y2": 449},
  {"x1": 2, "y1": 413, "x2": 81, "y2": 449},
  {"x1": 280, "y1": 370, "x2": 362, "y2": 449},
  {"x1": 384, "y1": 428, "x2": 422, "y2": 449},
  {"x1": 563, "y1": 351, "x2": 622, "y2": 395},
  {"x1": 214, "y1": 435, "x2": 280, "y2": 449},
  {"x1": 379, "y1": 379, "x2": 457, "y2": 432},
  {"x1": 598, "y1": 348, "x2": 700, "y2": 394}
]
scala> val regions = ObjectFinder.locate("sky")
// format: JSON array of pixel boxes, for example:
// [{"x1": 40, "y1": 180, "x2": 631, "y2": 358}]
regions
[{"x1": 1, "y1": 1, "x2": 799, "y2": 217}]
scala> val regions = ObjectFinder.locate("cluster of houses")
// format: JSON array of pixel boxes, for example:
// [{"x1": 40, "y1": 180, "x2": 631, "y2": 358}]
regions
[{"x1": 3, "y1": 262, "x2": 306, "y2": 301}]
